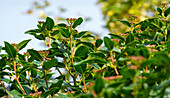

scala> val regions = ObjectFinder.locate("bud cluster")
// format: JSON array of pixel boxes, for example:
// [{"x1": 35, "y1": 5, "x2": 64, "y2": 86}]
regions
[
  {"x1": 38, "y1": 21, "x2": 45, "y2": 24},
  {"x1": 157, "y1": 3, "x2": 168, "y2": 10},
  {"x1": 66, "y1": 18, "x2": 77, "y2": 25},
  {"x1": 37, "y1": 50, "x2": 49, "y2": 57},
  {"x1": 128, "y1": 15, "x2": 138, "y2": 22}
]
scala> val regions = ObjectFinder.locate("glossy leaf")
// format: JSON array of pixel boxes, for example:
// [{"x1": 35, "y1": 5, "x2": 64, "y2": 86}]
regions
[
  {"x1": 4, "y1": 41, "x2": 17, "y2": 59},
  {"x1": 25, "y1": 29, "x2": 41, "y2": 34},
  {"x1": 44, "y1": 58, "x2": 58, "y2": 70},
  {"x1": 95, "y1": 39, "x2": 103, "y2": 48},
  {"x1": 164, "y1": 7, "x2": 170, "y2": 17},
  {"x1": 45, "y1": 17, "x2": 54, "y2": 31},
  {"x1": 27, "y1": 49, "x2": 43, "y2": 61},
  {"x1": 157, "y1": 8, "x2": 162, "y2": 16},
  {"x1": 16, "y1": 39, "x2": 31, "y2": 50},
  {"x1": 90, "y1": 52, "x2": 106, "y2": 59},
  {"x1": 75, "y1": 46, "x2": 89, "y2": 58},
  {"x1": 104, "y1": 37, "x2": 114, "y2": 50},
  {"x1": 72, "y1": 17, "x2": 83, "y2": 28},
  {"x1": 42, "y1": 87, "x2": 59, "y2": 98},
  {"x1": 31, "y1": 68, "x2": 37, "y2": 78},
  {"x1": 94, "y1": 77, "x2": 105, "y2": 94},
  {"x1": 125, "y1": 32, "x2": 134, "y2": 45},
  {"x1": 58, "y1": 28, "x2": 70, "y2": 38},
  {"x1": 77, "y1": 31, "x2": 88, "y2": 38},
  {"x1": 109, "y1": 33, "x2": 124, "y2": 41}
]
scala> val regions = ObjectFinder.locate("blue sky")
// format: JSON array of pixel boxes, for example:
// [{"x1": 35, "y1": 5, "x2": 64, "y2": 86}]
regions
[{"x1": 0, "y1": 0, "x2": 108, "y2": 52}]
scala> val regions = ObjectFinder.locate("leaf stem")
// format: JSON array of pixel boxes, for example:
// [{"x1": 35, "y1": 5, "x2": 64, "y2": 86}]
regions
[
  {"x1": 82, "y1": 74, "x2": 87, "y2": 93},
  {"x1": 0, "y1": 80, "x2": 9, "y2": 94},
  {"x1": 13, "y1": 61, "x2": 26, "y2": 95},
  {"x1": 42, "y1": 58, "x2": 49, "y2": 90},
  {"x1": 56, "y1": 67, "x2": 62, "y2": 75},
  {"x1": 110, "y1": 50, "x2": 119, "y2": 76}
]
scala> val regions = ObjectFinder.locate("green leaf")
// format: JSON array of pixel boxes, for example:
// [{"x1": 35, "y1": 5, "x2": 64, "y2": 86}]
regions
[
  {"x1": 77, "y1": 31, "x2": 88, "y2": 38},
  {"x1": 0, "y1": 58, "x2": 6, "y2": 70},
  {"x1": 95, "y1": 39, "x2": 103, "y2": 48},
  {"x1": 74, "y1": 64, "x2": 86, "y2": 74},
  {"x1": 45, "y1": 17, "x2": 54, "y2": 31},
  {"x1": 44, "y1": 58, "x2": 58, "y2": 70},
  {"x1": 112, "y1": 47, "x2": 121, "y2": 53},
  {"x1": 16, "y1": 39, "x2": 31, "y2": 50},
  {"x1": 57, "y1": 93, "x2": 69, "y2": 98},
  {"x1": 9, "y1": 90, "x2": 22, "y2": 98},
  {"x1": 125, "y1": 32, "x2": 134, "y2": 45},
  {"x1": 4, "y1": 41, "x2": 17, "y2": 59},
  {"x1": 51, "y1": 30, "x2": 59, "y2": 36},
  {"x1": 58, "y1": 28, "x2": 70, "y2": 38},
  {"x1": 75, "y1": 46, "x2": 89, "y2": 58},
  {"x1": 109, "y1": 33, "x2": 124, "y2": 41},
  {"x1": 25, "y1": 29, "x2": 41, "y2": 34},
  {"x1": 23, "y1": 86, "x2": 32, "y2": 95},
  {"x1": 27, "y1": 49, "x2": 43, "y2": 61},
  {"x1": 0, "y1": 46, "x2": 2, "y2": 53},
  {"x1": 113, "y1": 19, "x2": 131, "y2": 27},
  {"x1": 77, "y1": 41, "x2": 95, "y2": 51},
  {"x1": 90, "y1": 52, "x2": 106, "y2": 59},
  {"x1": 157, "y1": 8, "x2": 162, "y2": 16},
  {"x1": 104, "y1": 37, "x2": 114, "y2": 50},
  {"x1": 42, "y1": 87, "x2": 59, "y2": 98},
  {"x1": 19, "y1": 74, "x2": 30, "y2": 83},
  {"x1": 94, "y1": 77, "x2": 105, "y2": 94},
  {"x1": 164, "y1": 7, "x2": 170, "y2": 17},
  {"x1": 72, "y1": 17, "x2": 83, "y2": 28},
  {"x1": 0, "y1": 78, "x2": 11, "y2": 83},
  {"x1": 31, "y1": 68, "x2": 37, "y2": 78}
]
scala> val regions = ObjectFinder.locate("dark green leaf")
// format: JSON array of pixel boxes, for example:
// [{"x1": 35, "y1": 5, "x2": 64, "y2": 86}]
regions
[
  {"x1": 0, "y1": 46, "x2": 2, "y2": 53},
  {"x1": 94, "y1": 77, "x2": 105, "y2": 94},
  {"x1": 157, "y1": 8, "x2": 162, "y2": 16},
  {"x1": 109, "y1": 33, "x2": 124, "y2": 41},
  {"x1": 77, "y1": 31, "x2": 88, "y2": 38},
  {"x1": 104, "y1": 37, "x2": 114, "y2": 50},
  {"x1": 42, "y1": 87, "x2": 59, "y2": 98},
  {"x1": 31, "y1": 68, "x2": 37, "y2": 78},
  {"x1": 72, "y1": 17, "x2": 83, "y2": 28},
  {"x1": 27, "y1": 49, "x2": 43, "y2": 61},
  {"x1": 45, "y1": 17, "x2": 54, "y2": 31},
  {"x1": 164, "y1": 7, "x2": 170, "y2": 17},
  {"x1": 75, "y1": 46, "x2": 89, "y2": 58},
  {"x1": 125, "y1": 33, "x2": 134, "y2": 45},
  {"x1": 9, "y1": 90, "x2": 21, "y2": 98},
  {"x1": 23, "y1": 86, "x2": 32, "y2": 95},
  {"x1": 90, "y1": 52, "x2": 106, "y2": 59},
  {"x1": 4, "y1": 41, "x2": 17, "y2": 59},
  {"x1": 25, "y1": 29, "x2": 41, "y2": 34},
  {"x1": 58, "y1": 28, "x2": 70, "y2": 38},
  {"x1": 0, "y1": 78, "x2": 11, "y2": 83},
  {"x1": 44, "y1": 58, "x2": 58, "y2": 70},
  {"x1": 0, "y1": 58, "x2": 6, "y2": 70},
  {"x1": 95, "y1": 39, "x2": 103, "y2": 48},
  {"x1": 51, "y1": 30, "x2": 59, "y2": 36},
  {"x1": 74, "y1": 64, "x2": 86, "y2": 74},
  {"x1": 16, "y1": 39, "x2": 31, "y2": 50}
]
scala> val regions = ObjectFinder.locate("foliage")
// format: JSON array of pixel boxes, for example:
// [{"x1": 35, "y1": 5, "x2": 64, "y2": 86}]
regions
[
  {"x1": 0, "y1": 4, "x2": 170, "y2": 98},
  {"x1": 97, "y1": 0, "x2": 170, "y2": 34}
]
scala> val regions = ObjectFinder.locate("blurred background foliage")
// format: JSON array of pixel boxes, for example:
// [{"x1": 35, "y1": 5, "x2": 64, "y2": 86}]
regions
[
  {"x1": 97, "y1": 0, "x2": 170, "y2": 34},
  {"x1": 25, "y1": 0, "x2": 170, "y2": 35}
]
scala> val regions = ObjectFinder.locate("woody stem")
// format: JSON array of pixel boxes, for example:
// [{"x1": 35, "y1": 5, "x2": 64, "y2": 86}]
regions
[
  {"x1": 13, "y1": 61, "x2": 26, "y2": 95},
  {"x1": 110, "y1": 50, "x2": 119, "y2": 76}
]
